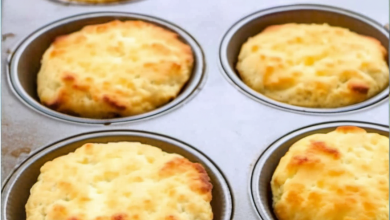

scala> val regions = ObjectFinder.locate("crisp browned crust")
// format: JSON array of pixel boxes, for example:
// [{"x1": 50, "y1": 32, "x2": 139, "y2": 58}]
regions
[
  {"x1": 237, "y1": 23, "x2": 389, "y2": 108},
  {"x1": 37, "y1": 20, "x2": 193, "y2": 119},
  {"x1": 336, "y1": 126, "x2": 366, "y2": 134},
  {"x1": 26, "y1": 142, "x2": 213, "y2": 220},
  {"x1": 271, "y1": 126, "x2": 389, "y2": 220},
  {"x1": 159, "y1": 157, "x2": 213, "y2": 200}
]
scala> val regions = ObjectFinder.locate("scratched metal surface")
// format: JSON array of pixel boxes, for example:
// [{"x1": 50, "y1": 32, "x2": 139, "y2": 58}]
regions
[{"x1": 2, "y1": 0, "x2": 389, "y2": 219}]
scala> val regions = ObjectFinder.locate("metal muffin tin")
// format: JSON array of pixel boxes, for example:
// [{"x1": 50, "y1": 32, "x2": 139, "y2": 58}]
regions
[
  {"x1": 250, "y1": 121, "x2": 389, "y2": 220},
  {"x1": 7, "y1": 12, "x2": 206, "y2": 124},
  {"x1": 219, "y1": 4, "x2": 390, "y2": 115},
  {"x1": 1, "y1": 130, "x2": 233, "y2": 220},
  {"x1": 2, "y1": 1, "x2": 389, "y2": 220}
]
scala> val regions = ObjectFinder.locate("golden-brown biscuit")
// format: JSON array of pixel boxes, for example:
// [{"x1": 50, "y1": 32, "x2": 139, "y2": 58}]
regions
[
  {"x1": 37, "y1": 20, "x2": 193, "y2": 118},
  {"x1": 237, "y1": 23, "x2": 389, "y2": 108},
  {"x1": 26, "y1": 142, "x2": 213, "y2": 220},
  {"x1": 271, "y1": 126, "x2": 389, "y2": 220}
]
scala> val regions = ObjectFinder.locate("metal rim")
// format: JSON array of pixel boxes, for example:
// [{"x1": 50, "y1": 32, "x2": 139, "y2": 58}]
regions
[
  {"x1": 8, "y1": 12, "x2": 207, "y2": 125},
  {"x1": 1, "y1": 130, "x2": 234, "y2": 220},
  {"x1": 249, "y1": 120, "x2": 389, "y2": 219},
  {"x1": 219, "y1": 4, "x2": 390, "y2": 115},
  {"x1": 47, "y1": 0, "x2": 144, "y2": 6}
]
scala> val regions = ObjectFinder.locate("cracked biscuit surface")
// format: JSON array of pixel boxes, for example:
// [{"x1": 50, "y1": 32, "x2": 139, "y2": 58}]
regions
[
  {"x1": 37, "y1": 20, "x2": 193, "y2": 118},
  {"x1": 26, "y1": 142, "x2": 213, "y2": 220},
  {"x1": 271, "y1": 126, "x2": 389, "y2": 220},
  {"x1": 237, "y1": 24, "x2": 389, "y2": 108}
]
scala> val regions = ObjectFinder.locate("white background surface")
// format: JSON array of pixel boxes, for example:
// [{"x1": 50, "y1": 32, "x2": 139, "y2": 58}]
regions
[{"x1": 2, "y1": 0, "x2": 389, "y2": 219}]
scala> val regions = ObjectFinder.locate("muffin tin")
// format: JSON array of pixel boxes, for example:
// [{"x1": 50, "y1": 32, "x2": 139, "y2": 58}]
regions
[
  {"x1": 250, "y1": 121, "x2": 389, "y2": 220},
  {"x1": 219, "y1": 4, "x2": 389, "y2": 115},
  {"x1": 2, "y1": 130, "x2": 233, "y2": 220},
  {"x1": 2, "y1": 0, "x2": 389, "y2": 220},
  {"x1": 7, "y1": 12, "x2": 206, "y2": 124}
]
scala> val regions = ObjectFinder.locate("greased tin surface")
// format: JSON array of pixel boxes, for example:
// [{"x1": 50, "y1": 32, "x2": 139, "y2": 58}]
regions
[{"x1": 2, "y1": 0, "x2": 389, "y2": 219}]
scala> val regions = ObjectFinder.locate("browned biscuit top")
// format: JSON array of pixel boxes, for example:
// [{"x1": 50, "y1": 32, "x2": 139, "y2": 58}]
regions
[
  {"x1": 271, "y1": 126, "x2": 389, "y2": 220},
  {"x1": 237, "y1": 23, "x2": 389, "y2": 108},
  {"x1": 37, "y1": 20, "x2": 193, "y2": 119},
  {"x1": 26, "y1": 142, "x2": 213, "y2": 220}
]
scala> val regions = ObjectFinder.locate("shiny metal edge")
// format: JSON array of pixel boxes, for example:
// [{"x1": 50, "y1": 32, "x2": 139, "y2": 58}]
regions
[
  {"x1": 8, "y1": 12, "x2": 207, "y2": 125},
  {"x1": 47, "y1": 0, "x2": 143, "y2": 6},
  {"x1": 219, "y1": 4, "x2": 390, "y2": 115},
  {"x1": 1, "y1": 130, "x2": 234, "y2": 220},
  {"x1": 249, "y1": 121, "x2": 389, "y2": 220}
]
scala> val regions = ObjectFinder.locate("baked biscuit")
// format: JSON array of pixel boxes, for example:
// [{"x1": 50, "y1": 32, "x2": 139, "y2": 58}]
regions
[
  {"x1": 271, "y1": 126, "x2": 389, "y2": 220},
  {"x1": 237, "y1": 23, "x2": 389, "y2": 108},
  {"x1": 26, "y1": 142, "x2": 213, "y2": 220},
  {"x1": 37, "y1": 20, "x2": 193, "y2": 118}
]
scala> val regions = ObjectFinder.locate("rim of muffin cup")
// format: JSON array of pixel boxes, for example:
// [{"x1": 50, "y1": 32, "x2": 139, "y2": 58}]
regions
[
  {"x1": 7, "y1": 12, "x2": 207, "y2": 125},
  {"x1": 249, "y1": 120, "x2": 389, "y2": 220},
  {"x1": 219, "y1": 4, "x2": 389, "y2": 115},
  {"x1": 48, "y1": 0, "x2": 143, "y2": 6},
  {"x1": 1, "y1": 130, "x2": 234, "y2": 220}
]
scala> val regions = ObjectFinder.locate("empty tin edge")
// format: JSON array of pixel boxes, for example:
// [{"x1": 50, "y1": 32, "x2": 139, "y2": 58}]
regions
[
  {"x1": 219, "y1": 4, "x2": 390, "y2": 115},
  {"x1": 248, "y1": 121, "x2": 389, "y2": 219},
  {"x1": 8, "y1": 12, "x2": 207, "y2": 125},
  {"x1": 1, "y1": 130, "x2": 234, "y2": 220}
]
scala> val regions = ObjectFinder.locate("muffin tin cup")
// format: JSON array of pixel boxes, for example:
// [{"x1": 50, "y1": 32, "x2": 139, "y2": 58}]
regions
[
  {"x1": 1, "y1": 130, "x2": 234, "y2": 220},
  {"x1": 219, "y1": 4, "x2": 389, "y2": 115},
  {"x1": 249, "y1": 121, "x2": 389, "y2": 220},
  {"x1": 7, "y1": 12, "x2": 206, "y2": 125}
]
